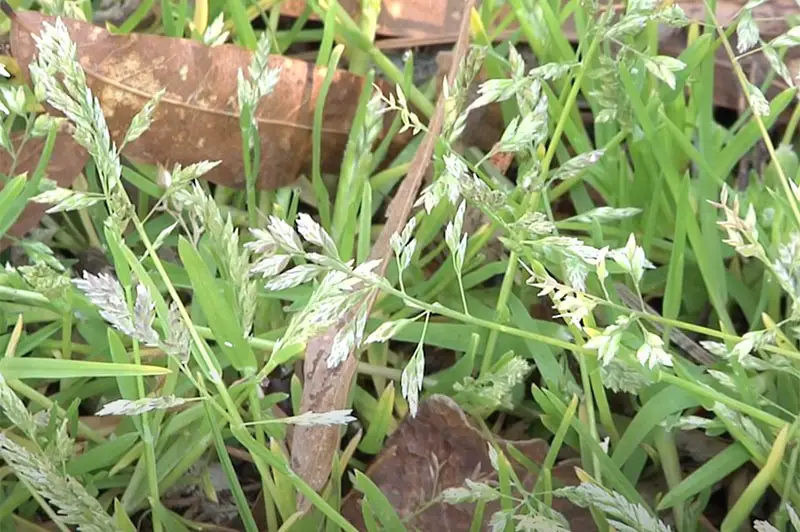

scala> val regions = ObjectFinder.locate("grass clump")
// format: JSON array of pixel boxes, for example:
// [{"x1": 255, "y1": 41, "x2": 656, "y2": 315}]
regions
[{"x1": 1, "y1": 0, "x2": 800, "y2": 530}]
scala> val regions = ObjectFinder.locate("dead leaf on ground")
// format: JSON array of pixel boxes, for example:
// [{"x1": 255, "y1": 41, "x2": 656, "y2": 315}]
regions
[
  {"x1": 340, "y1": 395, "x2": 594, "y2": 531},
  {"x1": 283, "y1": 0, "x2": 796, "y2": 40},
  {"x1": 285, "y1": 0, "x2": 798, "y2": 115},
  {"x1": 7, "y1": 7, "x2": 406, "y2": 191},
  {"x1": 0, "y1": 132, "x2": 88, "y2": 251},
  {"x1": 289, "y1": 0, "x2": 476, "y2": 507},
  {"x1": 281, "y1": 0, "x2": 468, "y2": 38}
]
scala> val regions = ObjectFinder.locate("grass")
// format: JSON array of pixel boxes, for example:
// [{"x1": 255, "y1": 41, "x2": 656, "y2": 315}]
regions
[{"x1": 1, "y1": 0, "x2": 800, "y2": 530}]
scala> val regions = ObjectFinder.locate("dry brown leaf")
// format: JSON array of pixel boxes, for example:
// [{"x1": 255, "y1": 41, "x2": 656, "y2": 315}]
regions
[
  {"x1": 340, "y1": 395, "x2": 594, "y2": 531},
  {"x1": 7, "y1": 7, "x2": 405, "y2": 190},
  {"x1": 0, "y1": 132, "x2": 88, "y2": 251},
  {"x1": 283, "y1": 0, "x2": 795, "y2": 40},
  {"x1": 286, "y1": 0, "x2": 798, "y2": 114},
  {"x1": 288, "y1": 0, "x2": 476, "y2": 507},
  {"x1": 281, "y1": 0, "x2": 468, "y2": 38}
]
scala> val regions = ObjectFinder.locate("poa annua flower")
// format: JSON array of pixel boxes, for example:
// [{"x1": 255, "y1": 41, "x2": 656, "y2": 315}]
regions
[
  {"x1": 161, "y1": 301, "x2": 191, "y2": 363},
  {"x1": 377, "y1": 84, "x2": 426, "y2": 135},
  {"x1": 661, "y1": 415, "x2": 722, "y2": 435},
  {"x1": 162, "y1": 161, "x2": 221, "y2": 193},
  {"x1": 609, "y1": 234, "x2": 654, "y2": 286},
  {"x1": 364, "y1": 317, "x2": 416, "y2": 344},
  {"x1": 596, "y1": 245, "x2": 610, "y2": 284},
  {"x1": 282, "y1": 409, "x2": 356, "y2": 427},
  {"x1": 73, "y1": 272, "x2": 160, "y2": 346},
  {"x1": 272, "y1": 266, "x2": 373, "y2": 368},
  {"x1": 489, "y1": 510, "x2": 511, "y2": 532},
  {"x1": 1, "y1": 85, "x2": 27, "y2": 116},
  {"x1": 123, "y1": 88, "x2": 164, "y2": 147},
  {"x1": 296, "y1": 213, "x2": 339, "y2": 259},
  {"x1": 495, "y1": 111, "x2": 548, "y2": 154},
  {"x1": 510, "y1": 212, "x2": 555, "y2": 238},
  {"x1": 246, "y1": 227, "x2": 278, "y2": 255},
  {"x1": 442, "y1": 46, "x2": 487, "y2": 143},
  {"x1": 237, "y1": 31, "x2": 281, "y2": 131},
  {"x1": 642, "y1": 55, "x2": 685, "y2": 90},
  {"x1": 251, "y1": 254, "x2": 292, "y2": 278},
  {"x1": 30, "y1": 18, "x2": 137, "y2": 204},
  {"x1": 417, "y1": 153, "x2": 466, "y2": 214},
  {"x1": 441, "y1": 479, "x2": 500, "y2": 504},
  {"x1": 487, "y1": 443, "x2": 500, "y2": 471},
  {"x1": 445, "y1": 201, "x2": 468, "y2": 279},
  {"x1": 556, "y1": 481, "x2": 671, "y2": 532},
  {"x1": 0, "y1": 435, "x2": 114, "y2": 532},
  {"x1": 0, "y1": 373, "x2": 38, "y2": 438},
  {"x1": 202, "y1": 13, "x2": 230, "y2": 46},
  {"x1": 469, "y1": 76, "x2": 528, "y2": 112},
  {"x1": 246, "y1": 214, "x2": 383, "y2": 369},
  {"x1": 569, "y1": 206, "x2": 643, "y2": 224},
  {"x1": 530, "y1": 274, "x2": 598, "y2": 326},
  {"x1": 708, "y1": 369, "x2": 738, "y2": 392},
  {"x1": 585, "y1": 315, "x2": 633, "y2": 366},
  {"x1": 38, "y1": 0, "x2": 86, "y2": 19},
  {"x1": 553, "y1": 293, "x2": 596, "y2": 327},
  {"x1": 18, "y1": 262, "x2": 71, "y2": 299},
  {"x1": 401, "y1": 342, "x2": 425, "y2": 417},
  {"x1": 713, "y1": 402, "x2": 770, "y2": 455},
  {"x1": 710, "y1": 187, "x2": 765, "y2": 259},
  {"x1": 600, "y1": 358, "x2": 652, "y2": 394},
  {"x1": 265, "y1": 264, "x2": 321, "y2": 291},
  {"x1": 514, "y1": 515, "x2": 570, "y2": 532},
  {"x1": 96, "y1": 395, "x2": 187, "y2": 416},
  {"x1": 328, "y1": 303, "x2": 369, "y2": 368},
  {"x1": 175, "y1": 182, "x2": 257, "y2": 334},
  {"x1": 31, "y1": 186, "x2": 105, "y2": 214},
  {"x1": 533, "y1": 236, "x2": 604, "y2": 266},
  {"x1": 390, "y1": 218, "x2": 418, "y2": 288},
  {"x1": 564, "y1": 257, "x2": 589, "y2": 292},
  {"x1": 453, "y1": 357, "x2": 531, "y2": 413},
  {"x1": 636, "y1": 331, "x2": 673, "y2": 369},
  {"x1": 530, "y1": 62, "x2": 576, "y2": 81},
  {"x1": 552, "y1": 150, "x2": 605, "y2": 182},
  {"x1": 267, "y1": 215, "x2": 304, "y2": 254},
  {"x1": 357, "y1": 91, "x2": 385, "y2": 155},
  {"x1": 773, "y1": 232, "x2": 800, "y2": 300},
  {"x1": 390, "y1": 217, "x2": 416, "y2": 256},
  {"x1": 736, "y1": 10, "x2": 760, "y2": 53}
]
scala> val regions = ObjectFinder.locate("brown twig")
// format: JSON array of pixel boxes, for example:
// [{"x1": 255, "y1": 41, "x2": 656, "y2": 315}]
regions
[{"x1": 288, "y1": 0, "x2": 477, "y2": 511}]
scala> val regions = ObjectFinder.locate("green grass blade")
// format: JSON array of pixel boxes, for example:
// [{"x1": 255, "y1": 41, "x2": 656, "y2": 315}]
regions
[
  {"x1": 658, "y1": 442, "x2": 750, "y2": 511},
  {"x1": 358, "y1": 382, "x2": 394, "y2": 454},
  {"x1": 178, "y1": 236, "x2": 256, "y2": 372},
  {"x1": 226, "y1": 0, "x2": 257, "y2": 49},
  {"x1": 0, "y1": 357, "x2": 169, "y2": 379},
  {"x1": 203, "y1": 400, "x2": 259, "y2": 532},
  {"x1": 310, "y1": 43, "x2": 343, "y2": 231},
  {"x1": 351, "y1": 470, "x2": 406, "y2": 530},
  {"x1": 612, "y1": 386, "x2": 700, "y2": 467}
]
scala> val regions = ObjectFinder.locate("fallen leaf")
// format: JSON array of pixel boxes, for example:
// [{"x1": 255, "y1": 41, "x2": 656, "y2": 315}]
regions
[
  {"x1": 0, "y1": 132, "x2": 88, "y2": 250},
  {"x1": 7, "y1": 7, "x2": 405, "y2": 190},
  {"x1": 281, "y1": 0, "x2": 468, "y2": 38},
  {"x1": 340, "y1": 395, "x2": 594, "y2": 530},
  {"x1": 289, "y1": 0, "x2": 476, "y2": 507},
  {"x1": 282, "y1": 0, "x2": 796, "y2": 41},
  {"x1": 286, "y1": 0, "x2": 798, "y2": 114}
]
